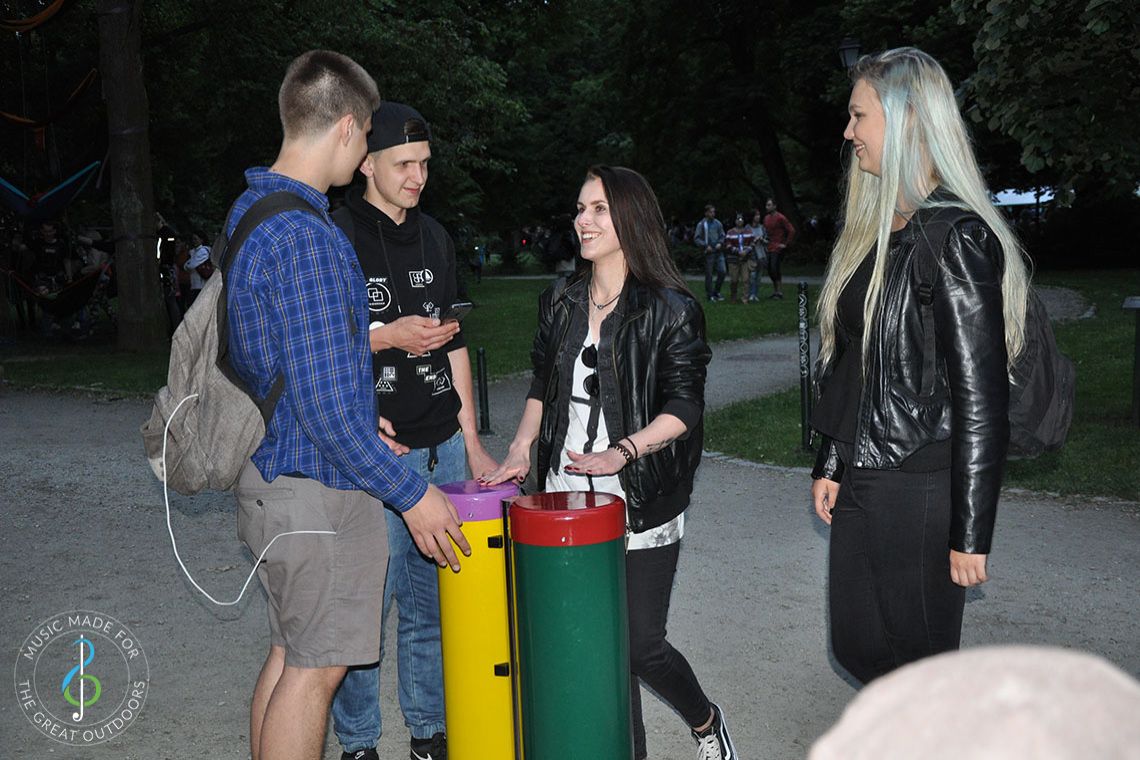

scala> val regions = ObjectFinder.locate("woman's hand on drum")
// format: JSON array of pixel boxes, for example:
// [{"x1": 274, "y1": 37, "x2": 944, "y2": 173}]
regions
[
  {"x1": 479, "y1": 443, "x2": 531, "y2": 486},
  {"x1": 563, "y1": 448, "x2": 626, "y2": 477}
]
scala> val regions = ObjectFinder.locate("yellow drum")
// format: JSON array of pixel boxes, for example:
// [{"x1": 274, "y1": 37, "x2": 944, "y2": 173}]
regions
[{"x1": 437, "y1": 480, "x2": 519, "y2": 760}]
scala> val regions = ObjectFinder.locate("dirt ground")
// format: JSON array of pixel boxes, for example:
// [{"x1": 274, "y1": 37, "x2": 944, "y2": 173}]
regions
[
  {"x1": 2, "y1": 286, "x2": 1137, "y2": 759},
  {"x1": 4, "y1": 399, "x2": 1137, "y2": 759}
]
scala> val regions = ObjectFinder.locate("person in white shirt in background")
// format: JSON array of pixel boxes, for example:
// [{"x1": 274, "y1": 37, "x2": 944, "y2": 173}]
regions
[{"x1": 183, "y1": 231, "x2": 212, "y2": 307}]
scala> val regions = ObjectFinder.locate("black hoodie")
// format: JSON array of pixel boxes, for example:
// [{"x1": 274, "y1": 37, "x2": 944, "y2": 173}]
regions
[{"x1": 333, "y1": 186, "x2": 463, "y2": 449}]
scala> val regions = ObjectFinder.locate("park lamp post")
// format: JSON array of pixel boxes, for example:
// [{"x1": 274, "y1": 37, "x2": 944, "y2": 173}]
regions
[{"x1": 838, "y1": 37, "x2": 861, "y2": 70}]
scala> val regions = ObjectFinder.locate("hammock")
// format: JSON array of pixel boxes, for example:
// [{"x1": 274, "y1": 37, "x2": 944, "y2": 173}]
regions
[
  {"x1": 1, "y1": 0, "x2": 69, "y2": 33},
  {"x1": 4, "y1": 266, "x2": 104, "y2": 319},
  {"x1": 0, "y1": 161, "x2": 100, "y2": 222},
  {"x1": 0, "y1": 68, "x2": 97, "y2": 129}
]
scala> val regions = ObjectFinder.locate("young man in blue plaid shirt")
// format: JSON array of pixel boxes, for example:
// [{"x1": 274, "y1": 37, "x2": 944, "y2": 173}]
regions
[{"x1": 225, "y1": 50, "x2": 470, "y2": 760}]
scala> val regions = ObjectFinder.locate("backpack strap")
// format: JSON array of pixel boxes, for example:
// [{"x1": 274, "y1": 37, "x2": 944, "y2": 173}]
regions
[
  {"x1": 331, "y1": 204, "x2": 357, "y2": 251},
  {"x1": 913, "y1": 206, "x2": 973, "y2": 397},
  {"x1": 219, "y1": 191, "x2": 321, "y2": 271},
  {"x1": 216, "y1": 191, "x2": 322, "y2": 423}
]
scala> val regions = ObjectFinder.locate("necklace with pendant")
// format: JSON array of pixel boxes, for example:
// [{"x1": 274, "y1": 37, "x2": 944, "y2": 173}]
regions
[{"x1": 590, "y1": 288, "x2": 620, "y2": 311}]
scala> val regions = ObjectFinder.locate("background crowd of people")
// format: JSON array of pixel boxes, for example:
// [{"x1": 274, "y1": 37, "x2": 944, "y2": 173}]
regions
[
  {"x1": 688, "y1": 199, "x2": 797, "y2": 303},
  {"x1": 0, "y1": 219, "x2": 115, "y2": 338},
  {"x1": 2, "y1": 189, "x2": 813, "y2": 347},
  {"x1": 0, "y1": 212, "x2": 221, "y2": 341}
]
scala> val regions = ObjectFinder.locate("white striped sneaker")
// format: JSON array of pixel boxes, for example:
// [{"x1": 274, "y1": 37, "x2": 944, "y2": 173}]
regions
[{"x1": 692, "y1": 702, "x2": 737, "y2": 760}]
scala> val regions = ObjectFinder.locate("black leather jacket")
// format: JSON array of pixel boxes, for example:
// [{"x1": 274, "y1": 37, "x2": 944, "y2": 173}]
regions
[
  {"x1": 527, "y1": 274, "x2": 711, "y2": 532},
  {"x1": 812, "y1": 205, "x2": 1010, "y2": 553}
]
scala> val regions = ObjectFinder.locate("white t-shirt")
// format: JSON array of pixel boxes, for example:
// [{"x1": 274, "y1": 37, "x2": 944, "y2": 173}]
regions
[
  {"x1": 544, "y1": 334, "x2": 683, "y2": 551},
  {"x1": 184, "y1": 244, "x2": 211, "y2": 291}
]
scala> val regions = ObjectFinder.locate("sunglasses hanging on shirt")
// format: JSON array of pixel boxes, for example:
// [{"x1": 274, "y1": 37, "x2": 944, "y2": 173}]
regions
[{"x1": 582, "y1": 344, "x2": 599, "y2": 397}]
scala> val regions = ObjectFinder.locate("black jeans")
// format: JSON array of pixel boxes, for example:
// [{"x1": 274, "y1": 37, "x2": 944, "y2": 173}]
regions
[
  {"x1": 627, "y1": 542, "x2": 711, "y2": 758},
  {"x1": 828, "y1": 445, "x2": 965, "y2": 684}
]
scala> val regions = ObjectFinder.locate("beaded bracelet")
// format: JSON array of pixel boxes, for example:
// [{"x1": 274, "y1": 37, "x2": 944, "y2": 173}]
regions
[{"x1": 608, "y1": 441, "x2": 635, "y2": 465}]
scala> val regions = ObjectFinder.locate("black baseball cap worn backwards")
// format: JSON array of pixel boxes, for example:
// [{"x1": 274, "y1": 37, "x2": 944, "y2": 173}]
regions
[{"x1": 367, "y1": 101, "x2": 432, "y2": 153}]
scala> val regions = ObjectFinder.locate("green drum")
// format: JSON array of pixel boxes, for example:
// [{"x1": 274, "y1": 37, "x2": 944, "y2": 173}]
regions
[{"x1": 509, "y1": 491, "x2": 631, "y2": 760}]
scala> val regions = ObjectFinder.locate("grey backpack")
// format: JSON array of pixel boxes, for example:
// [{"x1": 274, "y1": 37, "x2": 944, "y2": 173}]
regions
[{"x1": 141, "y1": 192, "x2": 318, "y2": 494}]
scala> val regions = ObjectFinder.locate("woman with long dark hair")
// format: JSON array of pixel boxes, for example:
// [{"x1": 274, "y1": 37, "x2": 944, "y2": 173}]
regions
[
  {"x1": 482, "y1": 166, "x2": 736, "y2": 759},
  {"x1": 811, "y1": 47, "x2": 1030, "y2": 684}
]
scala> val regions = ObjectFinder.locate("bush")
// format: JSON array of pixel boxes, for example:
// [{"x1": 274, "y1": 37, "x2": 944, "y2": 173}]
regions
[{"x1": 669, "y1": 242, "x2": 703, "y2": 273}]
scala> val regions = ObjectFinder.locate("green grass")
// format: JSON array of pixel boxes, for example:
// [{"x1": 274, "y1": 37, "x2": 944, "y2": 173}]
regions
[
  {"x1": 457, "y1": 277, "x2": 820, "y2": 377},
  {"x1": 703, "y1": 286, "x2": 820, "y2": 343},
  {"x1": 1, "y1": 276, "x2": 815, "y2": 392},
  {"x1": 0, "y1": 341, "x2": 170, "y2": 395},
  {"x1": 705, "y1": 269, "x2": 1140, "y2": 501},
  {"x1": 461, "y1": 278, "x2": 550, "y2": 378},
  {"x1": 706, "y1": 386, "x2": 812, "y2": 464}
]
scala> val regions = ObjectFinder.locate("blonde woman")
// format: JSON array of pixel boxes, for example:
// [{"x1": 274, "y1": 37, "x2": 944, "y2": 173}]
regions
[{"x1": 810, "y1": 47, "x2": 1029, "y2": 684}]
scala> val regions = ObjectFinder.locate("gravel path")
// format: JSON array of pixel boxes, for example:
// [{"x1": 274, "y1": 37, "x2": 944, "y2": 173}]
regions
[{"x1": 2, "y1": 286, "x2": 1132, "y2": 760}]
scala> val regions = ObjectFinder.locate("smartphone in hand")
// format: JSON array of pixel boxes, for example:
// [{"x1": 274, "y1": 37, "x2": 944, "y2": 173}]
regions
[{"x1": 441, "y1": 301, "x2": 474, "y2": 323}]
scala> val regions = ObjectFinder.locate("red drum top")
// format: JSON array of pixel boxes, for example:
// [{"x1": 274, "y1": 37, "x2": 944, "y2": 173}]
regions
[{"x1": 509, "y1": 491, "x2": 626, "y2": 547}]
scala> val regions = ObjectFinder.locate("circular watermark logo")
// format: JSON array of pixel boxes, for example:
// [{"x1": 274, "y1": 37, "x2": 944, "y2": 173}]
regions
[{"x1": 13, "y1": 610, "x2": 150, "y2": 746}]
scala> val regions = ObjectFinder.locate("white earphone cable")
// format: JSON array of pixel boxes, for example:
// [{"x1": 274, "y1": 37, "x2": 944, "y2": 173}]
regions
[{"x1": 162, "y1": 393, "x2": 335, "y2": 606}]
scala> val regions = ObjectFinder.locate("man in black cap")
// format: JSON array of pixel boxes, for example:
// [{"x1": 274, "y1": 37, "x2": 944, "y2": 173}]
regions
[{"x1": 329, "y1": 101, "x2": 497, "y2": 760}]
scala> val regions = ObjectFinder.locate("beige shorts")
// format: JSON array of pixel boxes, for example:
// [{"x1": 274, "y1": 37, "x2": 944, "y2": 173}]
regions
[{"x1": 236, "y1": 462, "x2": 389, "y2": 668}]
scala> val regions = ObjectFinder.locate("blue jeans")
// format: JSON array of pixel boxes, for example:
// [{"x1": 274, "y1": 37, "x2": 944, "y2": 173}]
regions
[
  {"x1": 703, "y1": 250, "x2": 725, "y2": 299},
  {"x1": 747, "y1": 258, "x2": 760, "y2": 300},
  {"x1": 332, "y1": 430, "x2": 467, "y2": 749}
]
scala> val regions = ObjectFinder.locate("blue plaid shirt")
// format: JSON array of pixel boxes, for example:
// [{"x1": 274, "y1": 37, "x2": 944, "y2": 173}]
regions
[{"x1": 225, "y1": 168, "x2": 428, "y2": 511}]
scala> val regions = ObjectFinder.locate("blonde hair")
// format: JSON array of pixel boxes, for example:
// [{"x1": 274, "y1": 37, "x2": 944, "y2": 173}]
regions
[{"x1": 817, "y1": 47, "x2": 1029, "y2": 373}]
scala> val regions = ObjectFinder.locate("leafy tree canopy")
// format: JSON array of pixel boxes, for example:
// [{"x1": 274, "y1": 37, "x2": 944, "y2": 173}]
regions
[
  {"x1": 1, "y1": 0, "x2": 1135, "y2": 244},
  {"x1": 951, "y1": 0, "x2": 1138, "y2": 197}
]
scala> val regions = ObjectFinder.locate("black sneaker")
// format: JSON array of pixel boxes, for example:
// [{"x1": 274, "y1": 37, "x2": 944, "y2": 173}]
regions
[
  {"x1": 410, "y1": 732, "x2": 447, "y2": 760},
  {"x1": 341, "y1": 750, "x2": 379, "y2": 760},
  {"x1": 692, "y1": 703, "x2": 737, "y2": 760}
]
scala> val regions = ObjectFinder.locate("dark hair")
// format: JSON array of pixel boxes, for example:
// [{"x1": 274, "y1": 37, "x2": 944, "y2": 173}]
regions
[
  {"x1": 278, "y1": 50, "x2": 380, "y2": 138},
  {"x1": 585, "y1": 165, "x2": 690, "y2": 295},
  {"x1": 704, "y1": 204, "x2": 716, "y2": 213}
]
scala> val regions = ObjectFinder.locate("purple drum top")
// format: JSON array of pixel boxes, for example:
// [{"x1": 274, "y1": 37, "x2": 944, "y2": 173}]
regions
[{"x1": 438, "y1": 479, "x2": 520, "y2": 522}]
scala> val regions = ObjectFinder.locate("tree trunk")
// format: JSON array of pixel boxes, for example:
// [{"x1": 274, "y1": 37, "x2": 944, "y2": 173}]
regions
[
  {"x1": 720, "y1": 16, "x2": 804, "y2": 230},
  {"x1": 747, "y1": 95, "x2": 803, "y2": 230},
  {"x1": 97, "y1": 0, "x2": 166, "y2": 352},
  {"x1": 0, "y1": 270, "x2": 11, "y2": 338}
]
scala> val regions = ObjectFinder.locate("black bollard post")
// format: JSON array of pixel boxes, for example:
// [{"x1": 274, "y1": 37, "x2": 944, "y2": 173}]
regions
[
  {"x1": 798, "y1": 282, "x2": 813, "y2": 451},
  {"x1": 477, "y1": 347, "x2": 493, "y2": 434},
  {"x1": 1125, "y1": 297, "x2": 1140, "y2": 427}
]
